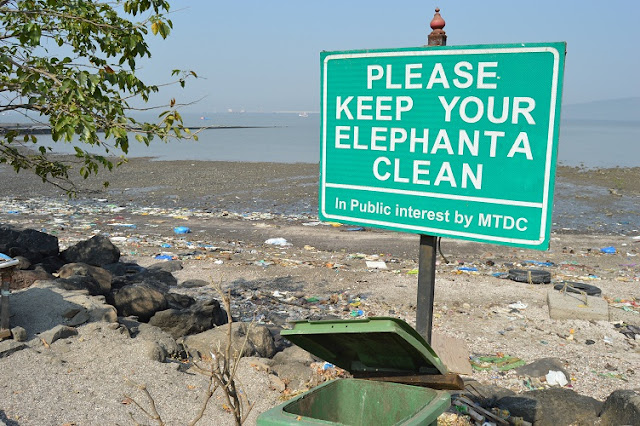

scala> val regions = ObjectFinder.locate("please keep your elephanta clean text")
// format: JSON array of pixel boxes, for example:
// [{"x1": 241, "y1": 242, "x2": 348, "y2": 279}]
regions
[{"x1": 331, "y1": 61, "x2": 540, "y2": 191}]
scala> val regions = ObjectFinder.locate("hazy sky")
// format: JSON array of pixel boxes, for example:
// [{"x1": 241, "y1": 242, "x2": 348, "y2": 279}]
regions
[{"x1": 139, "y1": 1, "x2": 640, "y2": 113}]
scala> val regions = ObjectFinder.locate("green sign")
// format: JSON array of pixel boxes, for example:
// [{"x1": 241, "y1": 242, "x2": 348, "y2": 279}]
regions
[{"x1": 319, "y1": 42, "x2": 566, "y2": 250}]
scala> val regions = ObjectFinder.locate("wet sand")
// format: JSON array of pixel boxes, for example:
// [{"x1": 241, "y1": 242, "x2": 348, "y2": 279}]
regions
[{"x1": 1, "y1": 158, "x2": 639, "y2": 235}]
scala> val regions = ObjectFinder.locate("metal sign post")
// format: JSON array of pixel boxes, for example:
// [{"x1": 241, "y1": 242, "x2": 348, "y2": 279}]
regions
[{"x1": 415, "y1": 8, "x2": 448, "y2": 343}]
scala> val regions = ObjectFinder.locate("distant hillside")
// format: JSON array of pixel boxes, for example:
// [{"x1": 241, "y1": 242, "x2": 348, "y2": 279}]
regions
[{"x1": 562, "y1": 97, "x2": 640, "y2": 122}]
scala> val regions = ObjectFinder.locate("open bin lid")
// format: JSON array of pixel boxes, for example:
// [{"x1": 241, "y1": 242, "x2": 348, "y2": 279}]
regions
[{"x1": 281, "y1": 317, "x2": 447, "y2": 376}]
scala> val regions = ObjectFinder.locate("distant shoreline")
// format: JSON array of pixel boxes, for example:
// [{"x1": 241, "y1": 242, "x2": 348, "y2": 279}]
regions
[{"x1": 0, "y1": 123, "x2": 275, "y2": 135}]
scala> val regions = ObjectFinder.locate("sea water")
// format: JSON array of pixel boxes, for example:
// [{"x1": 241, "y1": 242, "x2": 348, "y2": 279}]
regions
[{"x1": 7, "y1": 112, "x2": 640, "y2": 168}]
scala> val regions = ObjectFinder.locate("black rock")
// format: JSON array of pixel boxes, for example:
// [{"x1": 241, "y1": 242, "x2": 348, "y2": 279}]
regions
[
  {"x1": 15, "y1": 229, "x2": 59, "y2": 262},
  {"x1": 61, "y1": 235, "x2": 120, "y2": 266},
  {"x1": 109, "y1": 267, "x2": 177, "y2": 292},
  {"x1": 148, "y1": 298, "x2": 227, "y2": 339},
  {"x1": 103, "y1": 262, "x2": 146, "y2": 277},
  {"x1": 0, "y1": 227, "x2": 59, "y2": 264},
  {"x1": 58, "y1": 263, "x2": 112, "y2": 295},
  {"x1": 165, "y1": 293, "x2": 196, "y2": 309},
  {"x1": 148, "y1": 260, "x2": 183, "y2": 273},
  {"x1": 599, "y1": 390, "x2": 640, "y2": 425},
  {"x1": 55, "y1": 276, "x2": 102, "y2": 296},
  {"x1": 515, "y1": 357, "x2": 570, "y2": 382},
  {"x1": 496, "y1": 388, "x2": 602, "y2": 426},
  {"x1": 179, "y1": 279, "x2": 209, "y2": 288},
  {"x1": 0, "y1": 225, "x2": 21, "y2": 252},
  {"x1": 34, "y1": 255, "x2": 66, "y2": 274},
  {"x1": 110, "y1": 284, "x2": 167, "y2": 322}
]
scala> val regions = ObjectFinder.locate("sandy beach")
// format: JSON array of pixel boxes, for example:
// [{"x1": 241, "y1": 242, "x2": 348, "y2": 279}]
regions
[{"x1": 0, "y1": 158, "x2": 639, "y2": 425}]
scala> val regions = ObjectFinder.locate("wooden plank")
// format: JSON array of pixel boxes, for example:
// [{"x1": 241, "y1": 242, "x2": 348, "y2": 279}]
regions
[{"x1": 355, "y1": 372, "x2": 464, "y2": 390}]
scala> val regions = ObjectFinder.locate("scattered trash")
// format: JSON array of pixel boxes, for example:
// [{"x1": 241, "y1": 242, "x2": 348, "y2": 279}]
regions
[
  {"x1": 301, "y1": 221, "x2": 321, "y2": 226},
  {"x1": 553, "y1": 281, "x2": 602, "y2": 297},
  {"x1": 594, "y1": 370, "x2": 628, "y2": 381},
  {"x1": 600, "y1": 246, "x2": 616, "y2": 254},
  {"x1": 614, "y1": 323, "x2": 640, "y2": 339},
  {"x1": 524, "y1": 260, "x2": 554, "y2": 267},
  {"x1": 585, "y1": 339, "x2": 595, "y2": 345},
  {"x1": 173, "y1": 226, "x2": 191, "y2": 234},
  {"x1": 214, "y1": 259, "x2": 224, "y2": 265},
  {"x1": 264, "y1": 238, "x2": 291, "y2": 246},
  {"x1": 349, "y1": 310, "x2": 364, "y2": 317},
  {"x1": 457, "y1": 266, "x2": 478, "y2": 272},
  {"x1": 470, "y1": 355, "x2": 526, "y2": 371},
  {"x1": 507, "y1": 301, "x2": 528, "y2": 310},
  {"x1": 507, "y1": 269, "x2": 551, "y2": 284},
  {"x1": 161, "y1": 243, "x2": 172, "y2": 248},
  {"x1": 321, "y1": 362, "x2": 335, "y2": 371},
  {"x1": 154, "y1": 254, "x2": 174, "y2": 260},
  {"x1": 545, "y1": 370, "x2": 568, "y2": 387},
  {"x1": 603, "y1": 336, "x2": 614, "y2": 345},
  {"x1": 407, "y1": 268, "x2": 419, "y2": 275},
  {"x1": 111, "y1": 223, "x2": 137, "y2": 228},
  {"x1": 344, "y1": 226, "x2": 364, "y2": 232},
  {"x1": 365, "y1": 260, "x2": 387, "y2": 269}
]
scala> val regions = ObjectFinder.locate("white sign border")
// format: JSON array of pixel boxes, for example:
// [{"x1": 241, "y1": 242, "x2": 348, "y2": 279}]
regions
[{"x1": 320, "y1": 46, "x2": 561, "y2": 247}]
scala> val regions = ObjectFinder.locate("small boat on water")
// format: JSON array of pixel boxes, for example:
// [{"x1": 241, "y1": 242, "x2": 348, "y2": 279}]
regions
[{"x1": 298, "y1": 112, "x2": 309, "y2": 118}]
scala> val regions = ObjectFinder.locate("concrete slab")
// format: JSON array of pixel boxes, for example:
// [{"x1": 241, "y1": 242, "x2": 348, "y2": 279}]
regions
[{"x1": 547, "y1": 289, "x2": 609, "y2": 321}]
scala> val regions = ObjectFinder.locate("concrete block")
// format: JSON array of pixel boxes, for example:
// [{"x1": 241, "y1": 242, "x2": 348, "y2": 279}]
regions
[{"x1": 547, "y1": 290, "x2": 609, "y2": 321}]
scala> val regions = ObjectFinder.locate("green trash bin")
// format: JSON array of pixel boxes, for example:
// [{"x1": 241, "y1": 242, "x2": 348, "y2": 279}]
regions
[{"x1": 257, "y1": 317, "x2": 451, "y2": 426}]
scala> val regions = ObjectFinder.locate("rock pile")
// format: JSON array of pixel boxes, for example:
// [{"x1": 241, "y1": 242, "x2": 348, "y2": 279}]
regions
[{"x1": 1, "y1": 225, "x2": 228, "y2": 343}]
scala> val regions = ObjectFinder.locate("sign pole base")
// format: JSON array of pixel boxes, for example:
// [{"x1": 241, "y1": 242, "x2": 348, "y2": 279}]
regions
[{"x1": 416, "y1": 234, "x2": 437, "y2": 344}]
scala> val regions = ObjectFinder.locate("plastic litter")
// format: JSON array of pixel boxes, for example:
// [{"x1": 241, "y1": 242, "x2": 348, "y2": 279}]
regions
[
  {"x1": 508, "y1": 301, "x2": 528, "y2": 310},
  {"x1": 365, "y1": 260, "x2": 387, "y2": 269},
  {"x1": 321, "y1": 362, "x2": 335, "y2": 370},
  {"x1": 545, "y1": 370, "x2": 568, "y2": 387},
  {"x1": 264, "y1": 237, "x2": 291, "y2": 246},
  {"x1": 470, "y1": 355, "x2": 525, "y2": 371},
  {"x1": 600, "y1": 246, "x2": 616, "y2": 254},
  {"x1": 154, "y1": 254, "x2": 173, "y2": 260},
  {"x1": 350, "y1": 309, "x2": 364, "y2": 317},
  {"x1": 344, "y1": 226, "x2": 364, "y2": 232},
  {"x1": 524, "y1": 260, "x2": 554, "y2": 267},
  {"x1": 173, "y1": 226, "x2": 191, "y2": 234},
  {"x1": 457, "y1": 266, "x2": 478, "y2": 272}
]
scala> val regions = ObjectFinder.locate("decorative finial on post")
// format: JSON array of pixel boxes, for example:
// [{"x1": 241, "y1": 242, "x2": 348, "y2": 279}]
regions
[{"x1": 428, "y1": 7, "x2": 447, "y2": 46}]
